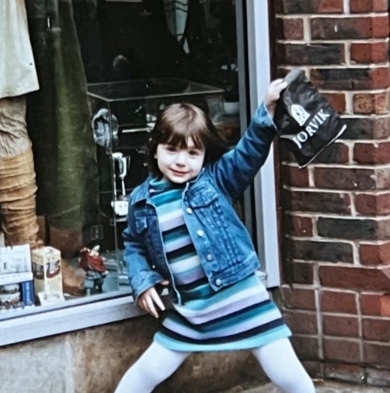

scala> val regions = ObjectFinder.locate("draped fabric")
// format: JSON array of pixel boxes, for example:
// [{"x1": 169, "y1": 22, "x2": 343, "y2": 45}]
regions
[
  {"x1": 0, "y1": 0, "x2": 39, "y2": 99},
  {"x1": 26, "y1": 0, "x2": 98, "y2": 232},
  {"x1": 164, "y1": 0, "x2": 189, "y2": 51}
]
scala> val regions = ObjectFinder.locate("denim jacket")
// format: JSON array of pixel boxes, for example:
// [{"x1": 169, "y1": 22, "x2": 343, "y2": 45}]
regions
[{"x1": 123, "y1": 103, "x2": 277, "y2": 302}]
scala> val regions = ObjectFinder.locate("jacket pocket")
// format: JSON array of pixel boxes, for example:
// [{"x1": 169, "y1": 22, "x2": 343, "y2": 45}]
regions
[
  {"x1": 188, "y1": 186, "x2": 219, "y2": 208},
  {"x1": 188, "y1": 186, "x2": 239, "y2": 266}
]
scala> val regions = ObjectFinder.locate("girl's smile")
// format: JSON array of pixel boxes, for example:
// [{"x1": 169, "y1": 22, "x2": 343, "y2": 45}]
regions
[{"x1": 155, "y1": 137, "x2": 206, "y2": 184}]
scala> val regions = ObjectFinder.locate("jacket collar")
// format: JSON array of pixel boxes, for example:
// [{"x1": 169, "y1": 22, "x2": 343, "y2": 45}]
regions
[{"x1": 131, "y1": 168, "x2": 206, "y2": 205}]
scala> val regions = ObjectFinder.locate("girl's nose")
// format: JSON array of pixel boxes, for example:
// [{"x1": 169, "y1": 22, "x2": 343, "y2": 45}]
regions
[{"x1": 175, "y1": 152, "x2": 187, "y2": 166}]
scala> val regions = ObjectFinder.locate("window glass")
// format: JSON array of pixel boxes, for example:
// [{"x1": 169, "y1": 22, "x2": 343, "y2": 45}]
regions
[{"x1": 0, "y1": 0, "x2": 242, "y2": 318}]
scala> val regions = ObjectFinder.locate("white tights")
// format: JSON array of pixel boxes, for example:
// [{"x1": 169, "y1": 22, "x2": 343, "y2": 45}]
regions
[{"x1": 114, "y1": 338, "x2": 316, "y2": 393}]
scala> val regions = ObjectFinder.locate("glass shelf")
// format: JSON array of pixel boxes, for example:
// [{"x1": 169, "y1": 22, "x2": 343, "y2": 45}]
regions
[{"x1": 87, "y1": 78, "x2": 224, "y2": 102}]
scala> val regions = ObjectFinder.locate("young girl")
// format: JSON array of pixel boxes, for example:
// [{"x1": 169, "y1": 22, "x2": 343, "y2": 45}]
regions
[{"x1": 116, "y1": 80, "x2": 316, "y2": 393}]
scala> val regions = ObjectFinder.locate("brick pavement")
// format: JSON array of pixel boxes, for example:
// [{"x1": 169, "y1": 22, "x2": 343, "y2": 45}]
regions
[{"x1": 221, "y1": 382, "x2": 390, "y2": 393}]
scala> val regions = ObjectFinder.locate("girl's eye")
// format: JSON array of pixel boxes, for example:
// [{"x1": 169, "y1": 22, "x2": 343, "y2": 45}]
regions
[
  {"x1": 166, "y1": 145, "x2": 177, "y2": 152},
  {"x1": 188, "y1": 150, "x2": 200, "y2": 157}
]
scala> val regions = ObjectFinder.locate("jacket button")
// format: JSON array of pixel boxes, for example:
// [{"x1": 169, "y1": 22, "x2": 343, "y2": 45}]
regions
[
  {"x1": 215, "y1": 278, "x2": 222, "y2": 286},
  {"x1": 206, "y1": 254, "x2": 213, "y2": 261},
  {"x1": 186, "y1": 208, "x2": 193, "y2": 214},
  {"x1": 152, "y1": 265, "x2": 156, "y2": 269},
  {"x1": 197, "y1": 229, "x2": 204, "y2": 237}
]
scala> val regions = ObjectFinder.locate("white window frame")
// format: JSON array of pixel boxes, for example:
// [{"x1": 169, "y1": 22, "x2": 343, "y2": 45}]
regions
[{"x1": 246, "y1": 0, "x2": 281, "y2": 288}]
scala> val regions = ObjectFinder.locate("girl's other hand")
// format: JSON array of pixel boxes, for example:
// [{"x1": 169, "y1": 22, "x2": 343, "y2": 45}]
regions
[
  {"x1": 138, "y1": 280, "x2": 169, "y2": 318},
  {"x1": 264, "y1": 79, "x2": 288, "y2": 118}
]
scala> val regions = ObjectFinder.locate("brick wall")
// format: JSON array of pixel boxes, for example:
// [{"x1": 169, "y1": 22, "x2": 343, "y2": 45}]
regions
[{"x1": 274, "y1": 0, "x2": 390, "y2": 385}]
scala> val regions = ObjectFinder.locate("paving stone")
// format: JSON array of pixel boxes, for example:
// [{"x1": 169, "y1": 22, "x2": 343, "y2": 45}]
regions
[{"x1": 220, "y1": 382, "x2": 390, "y2": 393}]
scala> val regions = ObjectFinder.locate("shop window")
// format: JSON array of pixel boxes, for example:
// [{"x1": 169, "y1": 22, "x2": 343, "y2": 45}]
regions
[{"x1": 0, "y1": 0, "x2": 243, "y2": 326}]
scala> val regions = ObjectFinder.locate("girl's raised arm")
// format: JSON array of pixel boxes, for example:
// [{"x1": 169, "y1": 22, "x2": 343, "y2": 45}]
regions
[{"x1": 208, "y1": 80, "x2": 287, "y2": 198}]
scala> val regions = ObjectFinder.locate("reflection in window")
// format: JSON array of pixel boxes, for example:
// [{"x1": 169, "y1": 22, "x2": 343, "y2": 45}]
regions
[{"x1": 0, "y1": 0, "x2": 242, "y2": 316}]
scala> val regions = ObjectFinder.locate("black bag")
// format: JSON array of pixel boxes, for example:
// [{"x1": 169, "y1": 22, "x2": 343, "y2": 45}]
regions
[{"x1": 274, "y1": 68, "x2": 347, "y2": 168}]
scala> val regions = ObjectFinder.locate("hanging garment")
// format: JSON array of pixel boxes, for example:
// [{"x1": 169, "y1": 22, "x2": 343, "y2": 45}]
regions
[{"x1": 0, "y1": 0, "x2": 39, "y2": 99}]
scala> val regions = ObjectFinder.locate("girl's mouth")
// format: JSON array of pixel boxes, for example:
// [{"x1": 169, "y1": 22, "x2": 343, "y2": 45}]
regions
[{"x1": 171, "y1": 169, "x2": 187, "y2": 176}]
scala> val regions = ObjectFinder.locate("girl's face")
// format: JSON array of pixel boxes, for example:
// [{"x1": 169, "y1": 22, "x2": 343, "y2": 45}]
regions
[{"x1": 155, "y1": 137, "x2": 206, "y2": 184}]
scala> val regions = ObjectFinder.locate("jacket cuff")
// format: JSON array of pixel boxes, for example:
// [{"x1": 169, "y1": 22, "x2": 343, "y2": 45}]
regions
[
  {"x1": 252, "y1": 102, "x2": 277, "y2": 132},
  {"x1": 131, "y1": 271, "x2": 164, "y2": 303}
]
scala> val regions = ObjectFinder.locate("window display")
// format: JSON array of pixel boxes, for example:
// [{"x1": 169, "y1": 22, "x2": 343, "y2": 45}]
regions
[{"x1": 0, "y1": 0, "x2": 242, "y2": 318}]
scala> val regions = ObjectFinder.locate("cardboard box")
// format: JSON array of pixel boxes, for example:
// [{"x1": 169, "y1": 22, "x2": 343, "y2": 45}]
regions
[
  {"x1": 0, "y1": 271, "x2": 33, "y2": 286},
  {"x1": 32, "y1": 246, "x2": 65, "y2": 304},
  {"x1": 0, "y1": 244, "x2": 31, "y2": 274}
]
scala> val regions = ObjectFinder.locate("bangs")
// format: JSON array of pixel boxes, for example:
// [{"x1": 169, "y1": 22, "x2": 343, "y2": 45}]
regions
[
  {"x1": 164, "y1": 128, "x2": 206, "y2": 150},
  {"x1": 159, "y1": 105, "x2": 208, "y2": 150}
]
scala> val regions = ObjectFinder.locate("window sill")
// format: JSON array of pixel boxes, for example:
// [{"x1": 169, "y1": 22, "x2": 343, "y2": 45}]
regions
[
  {"x1": 0, "y1": 272, "x2": 268, "y2": 347},
  {"x1": 0, "y1": 289, "x2": 143, "y2": 347}
]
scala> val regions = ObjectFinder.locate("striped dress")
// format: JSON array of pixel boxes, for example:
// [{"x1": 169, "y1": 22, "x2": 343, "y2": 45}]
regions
[{"x1": 150, "y1": 178, "x2": 291, "y2": 352}]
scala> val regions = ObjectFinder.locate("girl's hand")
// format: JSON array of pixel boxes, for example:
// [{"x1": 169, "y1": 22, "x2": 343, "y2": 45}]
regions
[
  {"x1": 138, "y1": 280, "x2": 169, "y2": 318},
  {"x1": 264, "y1": 79, "x2": 288, "y2": 118}
]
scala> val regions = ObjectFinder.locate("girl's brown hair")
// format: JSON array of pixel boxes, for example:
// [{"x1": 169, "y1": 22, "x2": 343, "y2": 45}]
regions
[{"x1": 148, "y1": 102, "x2": 228, "y2": 177}]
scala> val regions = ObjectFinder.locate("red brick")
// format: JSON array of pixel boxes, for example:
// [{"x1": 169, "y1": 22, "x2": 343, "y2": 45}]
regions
[
  {"x1": 281, "y1": 165, "x2": 309, "y2": 187},
  {"x1": 276, "y1": 18, "x2": 304, "y2": 40},
  {"x1": 355, "y1": 193, "x2": 390, "y2": 216},
  {"x1": 317, "y1": 217, "x2": 390, "y2": 241},
  {"x1": 353, "y1": 92, "x2": 389, "y2": 115},
  {"x1": 323, "y1": 338, "x2": 361, "y2": 363},
  {"x1": 284, "y1": 190, "x2": 351, "y2": 214},
  {"x1": 276, "y1": 0, "x2": 344, "y2": 13},
  {"x1": 314, "y1": 167, "x2": 377, "y2": 190},
  {"x1": 292, "y1": 261, "x2": 314, "y2": 285},
  {"x1": 302, "y1": 361, "x2": 323, "y2": 379},
  {"x1": 278, "y1": 43, "x2": 345, "y2": 65},
  {"x1": 343, "y1": 116, "x2": 390, "y2": 140},
  {"x1": 319, "y1": 266, "x2": 390, "y2": 292},
  {"x1": 364, "y1": 342, "x2": 390, "y2": 366},
  {"x1": 377, "y1": 167, "x2": 390, "y2": 189},
  {"x1": 311, "y1": 68, "x2": 390, "y2": 90},
  {"x1": 290, "y1": 336, "x2": 320, "y2": 360},
  {"x1": 324, "y1": 363, "x2": 366, "y2": 384},
  {"x1": 286, "y1": 239, "x2": 354, "y2": 263},
  {"x1": 380, "y1": 295, "x2": 390, "y2": 317},
  {"x1": 351, "y1": 42, "x2": 389, "y2": 64},
  {"x1": 317, "y1": 0, "x2": 345, "y2": 12},
  {"x1": 311, "y1": 16, "x2": 389, "y2": 40},
  {"x1": 350, "y1": 0, "x2": 388, "y2": 12},
  {"x1": 323, "y1": 315, "x2": 360, "y2": 337},
  {"x1": 284, "y1": 215, "x2": 314, "y2": 237},
  {"x1": 321, "y1": 290, "x2": 358, "y2": 314},
  {"x1": 361, "y1": 294, "x2": 382, "y2": 316},
  {"x1": 359, "y1": 241, "x2": 390, "y2": 265},
  {"x1": 284, "y1": 311, "x2": 318, "y2": 334},
  {"x1": 361, "y1": 295, "x2": 390, "y2": 318},
  {"x1": 323, "y1": 93, "x2": 346, "y2": 114},
  {"x1": 312, "y1": 142, "x2": 350, "y2": 164},
  {"x1": 363, "y1": 318, "x2": 390, "y2": 341},
  {"x1": 354, "y1": 142, "x2": 390, "y2": 165},
  {"x1": 282, "y1": 286, "x2": 316, "y2": 310}
]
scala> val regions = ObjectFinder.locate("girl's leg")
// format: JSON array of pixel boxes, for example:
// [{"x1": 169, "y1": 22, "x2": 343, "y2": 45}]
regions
[
  {"x1": 252, "y1": 338, "x2": 316, "y2": 393},
  {"x1": 115, "y1": 341, "x2": 190, "y2": 393}
]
